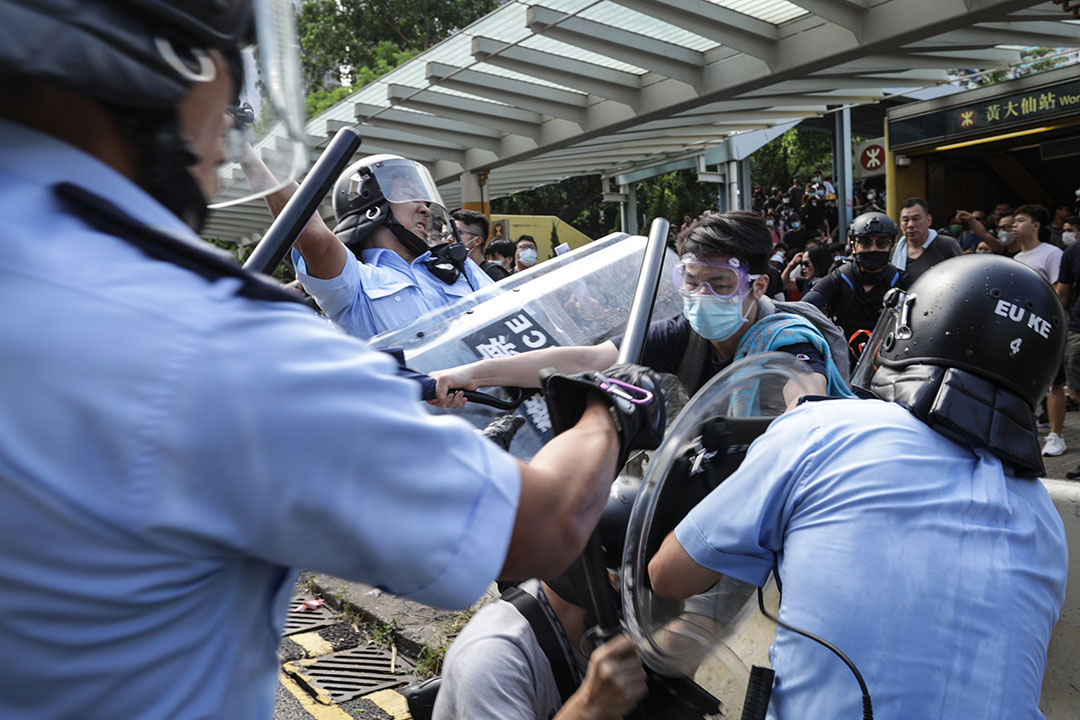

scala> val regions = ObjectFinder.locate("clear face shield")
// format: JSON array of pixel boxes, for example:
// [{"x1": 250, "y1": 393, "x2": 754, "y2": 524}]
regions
[
  {"x1": 621, "y1": 354, "x2": 816, "y2": 714},
  {"x1": 368, "y1": 157, "x2": 454, "y2": 246},
  {"x1": 210, "y1": 0, "x2": 307, "y2": 209},
  {"x1": 849, "y1": 287, "x2": 914, "y2": 391}
]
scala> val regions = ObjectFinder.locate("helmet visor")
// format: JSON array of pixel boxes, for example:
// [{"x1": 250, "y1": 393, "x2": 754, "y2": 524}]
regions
[
  {"x1": 673, "y1": 255, "x2": 758, "y2": 302},
  {"x1": 370, "y1": 157, "x2": 445, "y2": 206},
  {"x1": 210, "y1": 0, "x2": 307, "y2": 209}
]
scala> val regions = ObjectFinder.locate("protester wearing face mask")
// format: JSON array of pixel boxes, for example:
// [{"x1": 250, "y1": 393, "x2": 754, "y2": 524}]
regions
[
  {"x1": 514, "y1": 235, "x2": 539, "y2": 273},
  {"x1": 765, "y1": 213, "x2": 783, "y2": 245},
  {"x1": 1062, "y1": 216, "x2": 1079, "y2": 247},
  {"x1": 956, "y1": 210, "x2": 1013, "y2": 256},
  {"x1": 784, "y1": 211, "x2": 810, "y2": 252},
  {"x1": 431, "y1": 212, "x2": 855, "y2": 409},
  {"x1": 803, "y1": 212, "x2": 911, "y2": 363}
]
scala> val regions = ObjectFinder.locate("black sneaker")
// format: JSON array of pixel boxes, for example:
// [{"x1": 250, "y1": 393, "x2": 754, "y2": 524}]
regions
[{"x1": 1067, "y1": 464, "x2": 1080, "y2": 481}]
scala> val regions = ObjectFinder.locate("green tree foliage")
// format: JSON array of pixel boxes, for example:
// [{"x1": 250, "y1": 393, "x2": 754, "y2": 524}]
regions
[
  {"x1": 750, "y1": 127, "x2": 833, "y2": 191},
  {"x1": 956, "y1": 47, "x2": 1068, "y2": 87},
  {"x1": 296, "y1": 0, "x2": 498, "y2": 93},
  {"x1": 303, "y1": 44, "x2": 420, "y2": 117},
  {"x1": 492, "y1": 175, "x2": 620, "y2": 240},
  {"x1": 635, "y1": 170, "x2": 719, "y2": 226}
]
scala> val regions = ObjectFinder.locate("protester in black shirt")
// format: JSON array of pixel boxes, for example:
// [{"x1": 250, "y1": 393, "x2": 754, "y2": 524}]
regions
[{"x1": 803, "y1": 212, "x2": 910, "y2": 362}]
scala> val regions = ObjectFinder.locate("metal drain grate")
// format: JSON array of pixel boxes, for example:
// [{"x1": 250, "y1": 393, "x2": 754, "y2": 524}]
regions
[
  {"x1": 285, "y1": 645, "x2": 416, "y2": 704},
  {"x1": 283, "y1": 596, "x2": 338, "y2": 636}
]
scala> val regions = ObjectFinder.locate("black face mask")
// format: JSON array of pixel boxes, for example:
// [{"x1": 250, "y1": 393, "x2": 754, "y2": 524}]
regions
[{"x1": 852, "y1": 250, "x2": 890, "y2": 282}]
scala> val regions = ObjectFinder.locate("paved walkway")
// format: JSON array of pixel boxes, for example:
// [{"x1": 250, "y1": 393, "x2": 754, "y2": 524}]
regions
[{"x1": 1038, "y1": 403, "x2": 1080, "y2": 480}]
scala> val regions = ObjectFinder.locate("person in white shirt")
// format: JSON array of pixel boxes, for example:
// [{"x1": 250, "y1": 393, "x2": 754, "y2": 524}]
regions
[{"x1": 1013, "y1": 204, "x2": 1067, "y2": 457}]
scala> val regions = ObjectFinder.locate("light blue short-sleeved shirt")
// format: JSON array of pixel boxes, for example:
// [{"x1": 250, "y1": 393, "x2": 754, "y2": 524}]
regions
[
  {"x1": 0, "y1": 118, "x2": 521, "y2": 720},
  {"x1": 675, "y1": 398, "x2": 1067, "y2": 720},
  {"x1": 294, "y1": 240, "x2": 492, "y2": 339}
]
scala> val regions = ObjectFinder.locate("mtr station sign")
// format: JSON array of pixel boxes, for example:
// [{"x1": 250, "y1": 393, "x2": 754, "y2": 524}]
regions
[{"x1": 889, "y1": 77, "x2": 1080, "y2": 152}]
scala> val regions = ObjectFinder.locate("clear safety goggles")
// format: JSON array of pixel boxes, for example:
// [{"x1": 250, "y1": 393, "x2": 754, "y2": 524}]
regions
[
  {"x1": 210, "y1": 0, "x2": 307, "y2": 209},
  {"x1": 673, "y1": 255, "x2": 761, "y2": 302}
]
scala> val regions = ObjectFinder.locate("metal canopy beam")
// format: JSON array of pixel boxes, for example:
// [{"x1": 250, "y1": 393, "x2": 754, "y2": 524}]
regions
[
  {"x1": 386, "y1": 85, "x2": 543, "y2": 137},
  {"x1": 607, "y1": 0, "x2": 778, "y2": 63},
  {"x1": 787, "y1": 0, "x2": 868, "y2": 34},
  {"x1": 527, "y1": 5, "x2": 704, "y2": 88},
  {"x1": 353, "y1": 104, "x2": 501, "y2": 152},
  {"x1": 426, "y1": 62, "x2": 589, "y2": 125},
  {"x1": 471, "y1": 37, "x2": 642, "y2": 107}
]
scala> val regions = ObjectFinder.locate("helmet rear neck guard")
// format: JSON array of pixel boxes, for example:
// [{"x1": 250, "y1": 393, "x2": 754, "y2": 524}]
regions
[{"x1": 869, "y1": 363, "x2": 1044, "y2": 477}]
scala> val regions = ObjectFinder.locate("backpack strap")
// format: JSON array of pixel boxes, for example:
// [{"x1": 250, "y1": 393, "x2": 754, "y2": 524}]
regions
[{"x1": 501, "y1": 586, "x2": 577, "y2": 704}]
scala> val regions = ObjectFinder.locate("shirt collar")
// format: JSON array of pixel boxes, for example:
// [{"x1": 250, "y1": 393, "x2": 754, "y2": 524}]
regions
[{"x1": 0, "y1": 117, "x2": 199, "y2": 242}]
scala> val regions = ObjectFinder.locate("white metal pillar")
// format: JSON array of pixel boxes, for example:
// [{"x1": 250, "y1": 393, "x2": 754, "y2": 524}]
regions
[
  {"x1": 621, "y1": 183, "x2": 639, "y2": 235},
  {"x1": 834, "y1": 107, "x2": 853, "y2": 240},
  {"x1": 727, "y1": 161, "x2": 739, "y2": 213}
]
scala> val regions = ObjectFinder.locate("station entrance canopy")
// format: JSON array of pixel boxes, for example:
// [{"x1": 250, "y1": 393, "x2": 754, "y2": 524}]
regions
[{"x1": 204, "y1": 0, "x2": 1080, "y2": 245}]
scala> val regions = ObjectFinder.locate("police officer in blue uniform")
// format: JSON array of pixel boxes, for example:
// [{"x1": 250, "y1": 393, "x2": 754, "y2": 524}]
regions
[
  {"x1": 240, "y1": 143, "x2": 494, "y2": 339},
  {"x1": 0, "y1": 2, "x2": 664, "y2": 718},
  {"x1": 649, "y1": 255, "x2": 1067, "y2": 718}
]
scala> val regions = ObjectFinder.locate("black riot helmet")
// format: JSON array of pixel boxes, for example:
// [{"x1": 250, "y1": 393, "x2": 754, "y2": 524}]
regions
[
  {"x1": 331, "y1": 154, "x2": 459, "y2": 260},
  {"x1": 853, "y1": 254, "x2": 1066, "y2": 409},
  {"x1": 847, "y1": 211, "x2": 897, "y2": 281},
  {"x1": 848, "y1": 211, "x2": 897, "y2": 242},
  {"x1": 0, "y1": 0, "x2": 307, "y2": 228}
]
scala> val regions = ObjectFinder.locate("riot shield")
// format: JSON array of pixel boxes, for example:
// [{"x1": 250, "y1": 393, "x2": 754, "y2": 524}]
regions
[
  {"x1": 370, "y1": 232, "x2": 683, "y2": 459},
  {"x1": 621, "y1": 353, "x2": 817, "y2": 717}
]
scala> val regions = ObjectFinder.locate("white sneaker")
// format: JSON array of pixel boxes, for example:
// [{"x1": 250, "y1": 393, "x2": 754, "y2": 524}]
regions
[{"x1": 1042, "y1": 433, "x2": 1066, "y2": 457}]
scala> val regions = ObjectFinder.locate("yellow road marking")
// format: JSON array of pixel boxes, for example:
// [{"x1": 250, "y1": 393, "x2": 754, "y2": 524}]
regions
[
  {"x1": 290, "y1": 631, "x2": 335, "y2": 657},
  {"x1": 365, "y1": 689, "x2": 412, "y2": 719},
  {"x1": 278, "y1": 671, "x2": 353, "y2": 720}
]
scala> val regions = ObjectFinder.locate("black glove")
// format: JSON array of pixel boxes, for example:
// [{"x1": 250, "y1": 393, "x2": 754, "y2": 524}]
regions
[
  {"x1": 540, "y1": 363, "x2": 666, "y2": 468},
  {"x1": 478, "y1": 414, "x2": 526, "y2": 451}
]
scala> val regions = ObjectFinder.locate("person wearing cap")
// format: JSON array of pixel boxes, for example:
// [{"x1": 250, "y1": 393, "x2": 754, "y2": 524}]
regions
[
  {"x1": 0, "y1": 2, "x2": 668, "y2": 718},
  {"x1": 649, "y1": 254, "x2": 1067, "y2": 719},
  {"x1": 430, "y1": 212, "x2": 855, "y2": 409}
]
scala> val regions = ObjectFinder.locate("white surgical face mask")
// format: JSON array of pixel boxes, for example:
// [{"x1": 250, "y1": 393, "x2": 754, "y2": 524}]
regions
[
  {"x1": 518, "y1": 248, "x2": 538, "y2": 266},
  {"x1": 1063, "y1": 231, "x2": 1077, "y2": 246}
]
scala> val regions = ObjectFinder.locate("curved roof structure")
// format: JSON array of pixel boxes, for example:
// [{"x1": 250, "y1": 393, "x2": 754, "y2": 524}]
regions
[{"x1": 204, "y1": 0, "x2": 1080, "y2": 244}]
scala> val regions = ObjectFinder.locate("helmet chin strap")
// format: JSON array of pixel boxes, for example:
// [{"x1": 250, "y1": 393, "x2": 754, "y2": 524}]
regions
[{"x1": 384, "y1": 213, "x2": 433, "y2": 260}]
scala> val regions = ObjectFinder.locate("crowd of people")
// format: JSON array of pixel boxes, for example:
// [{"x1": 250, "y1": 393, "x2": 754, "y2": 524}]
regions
[
  {"x1": 740, "y1": 173, "x2": 1080, "y2": 462},
  {"x1": 0, "y1": 2, "x2": 1074, "y2": 720}
]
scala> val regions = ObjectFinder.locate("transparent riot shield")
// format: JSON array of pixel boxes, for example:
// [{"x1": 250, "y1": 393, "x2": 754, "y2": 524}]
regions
[
  {"x1": 621, "y1": 353, "x2": 818, "y2": 717},
  {"x1": 370, "y1": 232, "x2": 683, "y2": 460}
]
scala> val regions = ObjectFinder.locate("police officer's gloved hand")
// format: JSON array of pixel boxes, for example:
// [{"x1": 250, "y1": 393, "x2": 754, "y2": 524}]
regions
[
  {"x1": 478, "y1": 414, "x2": 526, "y2": 452},
  {"x1": 540, "y1": 363, "x2": 666, "y2": 469}
]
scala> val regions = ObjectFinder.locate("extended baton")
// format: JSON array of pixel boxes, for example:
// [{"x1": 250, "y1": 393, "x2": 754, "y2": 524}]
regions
[
  {"x1": 244, "y1": 126, "x2": 362, "y2": 276},
  {"x1": 582, "y1": 217, "x2": 670, "y2": 643}
]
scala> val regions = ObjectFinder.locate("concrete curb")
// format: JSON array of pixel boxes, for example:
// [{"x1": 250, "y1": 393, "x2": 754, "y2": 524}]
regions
[{"x1": 304, "y1": 572, "x2": 499, "y2": 665}]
